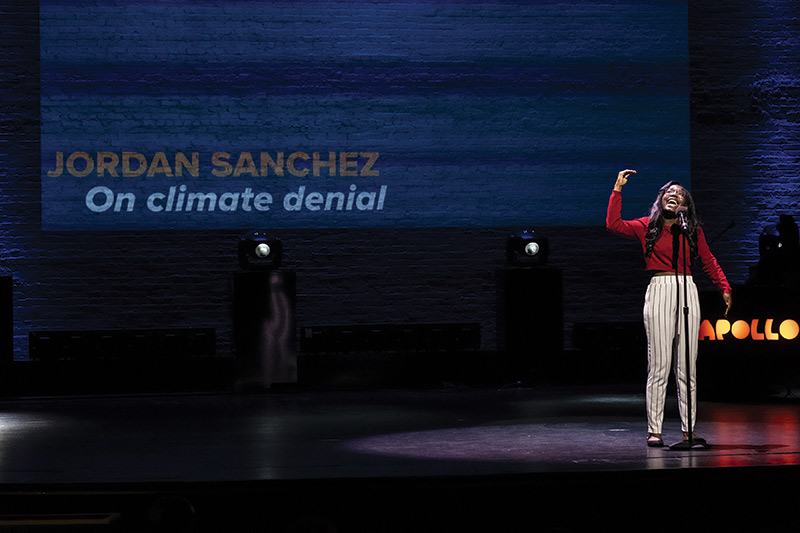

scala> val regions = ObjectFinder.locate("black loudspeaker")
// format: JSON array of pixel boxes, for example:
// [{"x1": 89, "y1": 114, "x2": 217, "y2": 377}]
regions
[
  {"x1": 497, "y1": 268, "x2": 563, "y2": 379},
  {"x1": 233, "y1": 270, "x2": 297, "y2": 391},
  {"x1": 1, "y1": 277, "x2": 11, "y2": 364}
]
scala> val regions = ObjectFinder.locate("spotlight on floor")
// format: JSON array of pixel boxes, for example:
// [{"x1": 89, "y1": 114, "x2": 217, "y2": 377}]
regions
[
  {"x1": 506, "y1": 229, "x2": 549, "y2": 266},
  {"x1": 238, "y1": 230, "x2": 282, "y2": 270}
]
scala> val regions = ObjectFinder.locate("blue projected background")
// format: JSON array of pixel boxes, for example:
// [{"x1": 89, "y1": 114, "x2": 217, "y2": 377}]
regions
[{"x1": 40, "y1": 0, "x2": 689, "y2": 230}]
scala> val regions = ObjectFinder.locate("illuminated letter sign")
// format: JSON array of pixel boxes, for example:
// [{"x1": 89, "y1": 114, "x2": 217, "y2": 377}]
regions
[{"x1": 699, "y1": 319, "x2": 799, "y2": 341}]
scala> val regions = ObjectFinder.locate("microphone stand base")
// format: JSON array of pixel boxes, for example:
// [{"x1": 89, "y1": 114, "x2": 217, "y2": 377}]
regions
[{"x1": 669, "y1": 439, "x2": 712, "y2": 451}]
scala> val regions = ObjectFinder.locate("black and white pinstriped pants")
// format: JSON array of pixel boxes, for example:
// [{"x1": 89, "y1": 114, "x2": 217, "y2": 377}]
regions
[{"x1": 643, "y1": 274, "x2": 701, "y2": 435}]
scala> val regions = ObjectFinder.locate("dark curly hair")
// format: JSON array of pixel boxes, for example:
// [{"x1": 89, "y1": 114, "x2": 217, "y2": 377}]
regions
[{"x1": 645, "y1": 181, "x2": 699, "y2": 262}]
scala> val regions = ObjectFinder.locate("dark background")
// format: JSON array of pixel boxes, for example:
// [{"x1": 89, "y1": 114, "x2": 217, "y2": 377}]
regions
[{"x1": 1, "y1": 1, "x2": 798, "y2": 393}]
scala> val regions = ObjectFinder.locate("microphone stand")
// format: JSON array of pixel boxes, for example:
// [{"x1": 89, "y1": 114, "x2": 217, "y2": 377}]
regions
[{"x1": 669, "y1": 222, "x2": 710, "y2": 450}]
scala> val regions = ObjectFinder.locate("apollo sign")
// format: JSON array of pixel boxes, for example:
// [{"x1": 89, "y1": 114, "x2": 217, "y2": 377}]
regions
[{"x1": 699, "y1": 319, "x2": 800, "y2": 341}]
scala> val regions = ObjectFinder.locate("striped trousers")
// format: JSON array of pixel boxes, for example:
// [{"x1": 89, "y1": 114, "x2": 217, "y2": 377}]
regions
[{"x1": 643, "y1": 274, "x2": 701, "y2": 435}]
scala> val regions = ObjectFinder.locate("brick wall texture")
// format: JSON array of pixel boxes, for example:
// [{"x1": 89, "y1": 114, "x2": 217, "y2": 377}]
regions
[{"x1": 1, "y1": 1, "x2": 798, "y2": 360}]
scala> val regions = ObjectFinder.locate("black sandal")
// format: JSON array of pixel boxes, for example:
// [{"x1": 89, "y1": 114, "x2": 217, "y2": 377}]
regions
[{"x1": 647, "y1": 433, "x2": 664, "y2": 447}]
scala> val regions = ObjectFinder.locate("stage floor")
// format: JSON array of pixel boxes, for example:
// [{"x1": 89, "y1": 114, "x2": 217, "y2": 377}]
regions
[{"x1": 0, "y1": 384, "x2": 798, "y2": 531}]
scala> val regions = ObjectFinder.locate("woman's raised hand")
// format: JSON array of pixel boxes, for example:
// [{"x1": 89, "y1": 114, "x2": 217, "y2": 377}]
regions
[{"x1": 614, "y1": 169, "x2": 636, "y2": 192}]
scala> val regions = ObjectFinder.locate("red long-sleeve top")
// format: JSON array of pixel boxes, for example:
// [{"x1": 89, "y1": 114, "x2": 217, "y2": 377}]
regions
[{"x1": 606, "y1": 190, "x2": 731, "y2": 294}]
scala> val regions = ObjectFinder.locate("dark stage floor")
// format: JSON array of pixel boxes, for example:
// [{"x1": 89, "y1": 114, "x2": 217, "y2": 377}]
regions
[{"x1": 0, "y1": 384, "x2": 798, "y2": 532}]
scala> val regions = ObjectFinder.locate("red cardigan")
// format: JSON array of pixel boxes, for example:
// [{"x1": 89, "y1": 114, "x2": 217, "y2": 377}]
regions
[{"x1": 606, "y1": 190, "x2": 731, "y2": 294}]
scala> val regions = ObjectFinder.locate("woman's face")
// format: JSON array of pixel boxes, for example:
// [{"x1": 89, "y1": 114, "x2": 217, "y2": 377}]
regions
[{"x1": 661, "y1": 184, "x2": 687, "y2": 214}]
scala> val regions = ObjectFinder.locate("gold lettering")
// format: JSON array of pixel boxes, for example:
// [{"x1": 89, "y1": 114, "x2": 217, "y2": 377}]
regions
[
  {"x1": 122, "y1": 152, "x2": 147, "y2": 177},
  {"x1": 764, "y1": 319, "x2": 780, "y2": 340},
  {"x1": 233, "y1": 152, "x2": 258, "y2": 177},
  {"x1": 359, "y1": 152, "x2": 379, "y2": 176},
  {"x1": 703, "y1": 318, "x2": 800, "y2": 341},
  {"x1": 750, "y1": 319, "x2": 764, "y2": 340},
  {"x1": 260, "y1": 152, "x2": 284, "y2": 177},
  {"x1": 339, "y1": 152, "x2": 358, "y2": 177},
  {"x1": 146, "y1": 152, "x2": 173, "y2": 177},
  {"x1": 46, "y1": 152, "x2": 64, "y2": 177},
  {"x1": 66, "y1": 152, "x2": 94, "y2": 178},
  {"x1": 96, "y1": 152, "x2": 119, "y2": 177},
  {"x1": 698, "y1": 320, "x2": 715, "y2": 341},
  {"x1": 731, "y1": 320, "x2": 749, "y2": 340},
  {"x1": 287, "y1": 152, "x2": 310, "y2": 177},
  {"x1": 715, "y1": 319, "x2": 731, "y2": 341},
  {"x1": 313, "y1": 152, "x2": 336, "y2": 176},
  {"x1": 175, "y1": 152, "x2": 199, "y2": 177},
  {"x1": 780, "y1": 319, "x2": 799, "y2": 340},
  {"x1": 212, "y1": 152, "x2": 232, "y2": 177}
]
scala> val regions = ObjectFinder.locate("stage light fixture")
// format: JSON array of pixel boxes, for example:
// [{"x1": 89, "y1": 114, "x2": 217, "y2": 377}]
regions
[
  {"x1": 759, "y1": 225, "x2": 782, "y2": 258},
  {"x1": 238, "y1": 230, "x2": 282, "y2": 270},
  {"x1": 759, "y1": 215, "x2": 799, "y2": 260},
  {"x1": 506, "y1": 229, "x2": 549, "y2": 267}
]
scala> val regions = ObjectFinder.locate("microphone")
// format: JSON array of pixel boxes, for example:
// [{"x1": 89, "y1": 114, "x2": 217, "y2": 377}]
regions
[{"x1": 676, "y1": 206, "x2": 689, "y2": 232}]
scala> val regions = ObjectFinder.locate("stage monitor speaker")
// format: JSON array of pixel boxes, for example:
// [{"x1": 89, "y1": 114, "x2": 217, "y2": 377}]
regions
[
  {"x1": 497, "y1": 268, "x2": 563, "y2": 377},
  {"x1": 233, "y1": 270, "x2": 297, "y2": 391},
  {"x1": 1, "y1": 277, "x2": 11, "y2": 364}
]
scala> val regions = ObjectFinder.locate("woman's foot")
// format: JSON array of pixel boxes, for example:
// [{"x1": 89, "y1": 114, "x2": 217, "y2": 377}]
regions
[
  {"x1": 683, "y1": 432, "x2": 707, "y2": 444},
  {"x1": 647, "y1": 433, "x2": 664, "y2": 447}
]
